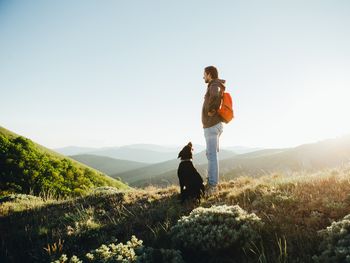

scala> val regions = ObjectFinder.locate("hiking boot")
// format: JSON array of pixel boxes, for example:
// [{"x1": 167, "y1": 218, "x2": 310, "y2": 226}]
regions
[{"x1": 205, "y1": 184, "x2": 218, "y2": 196}]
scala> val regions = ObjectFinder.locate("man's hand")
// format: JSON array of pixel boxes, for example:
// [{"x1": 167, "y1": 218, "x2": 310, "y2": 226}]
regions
[{"x1": 208, "y1": 110, "x2": 216, "y2": 117}]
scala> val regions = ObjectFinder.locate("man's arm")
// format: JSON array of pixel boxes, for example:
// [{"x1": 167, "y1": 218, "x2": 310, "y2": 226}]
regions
[{"x1": 207, "y1": 83, "x2": 221, "y2": 115}]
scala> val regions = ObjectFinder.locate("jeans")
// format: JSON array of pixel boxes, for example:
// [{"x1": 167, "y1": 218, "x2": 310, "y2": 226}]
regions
[{"x1": 204, "y1": 122, "x2": 223, "y2": 186}]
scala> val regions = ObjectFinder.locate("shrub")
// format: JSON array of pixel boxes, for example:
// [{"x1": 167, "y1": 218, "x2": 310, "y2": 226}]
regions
[
  {"x1": 91, "y1": 186, "x2": 123, "y2": 195},
  {"x1": 0, "y1": 193, "x2": 42, "y2": 203},
  {"x1": 313, "y1": 214, "x2": 350, "y2": 262},
  {"x1": 52, "y1": 235, "x2": 184, "y2": 263},
  {"x1": 52, "y1": 235, "x2": 142, "y2": 263},
  {"x1": 0, "y1": 193, "x2": 46, "y2": 215},
  {"x1": 170, "y1": 205, "x2": 263, "y2": 257}
]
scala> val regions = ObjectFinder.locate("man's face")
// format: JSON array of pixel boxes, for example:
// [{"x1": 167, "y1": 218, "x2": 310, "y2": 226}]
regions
[{"x1": 203, "y1": 71, "x2": 211, "y2": 83}]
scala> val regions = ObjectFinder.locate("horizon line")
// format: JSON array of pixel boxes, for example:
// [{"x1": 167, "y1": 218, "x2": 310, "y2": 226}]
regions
[{"x1": 51, "y1": 132, "x2": 349, "y2": 151}]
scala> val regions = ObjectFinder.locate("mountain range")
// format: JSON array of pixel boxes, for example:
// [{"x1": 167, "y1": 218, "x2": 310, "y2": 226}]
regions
[
  {"x1": 127, "y1": 135, "x2": 350, "y2": 187},
  {"x1": 65, "y1": 135, "x2": 350, "y2": 188},
  {"x1": 3, "y1": 124, "x2": 350, "y2": 192},
  {"x1": 55, "y1": 144, "x2": 260, "y2": 163}
]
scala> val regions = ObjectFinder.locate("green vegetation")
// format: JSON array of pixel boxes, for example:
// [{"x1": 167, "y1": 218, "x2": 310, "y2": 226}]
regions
[
  {"x1": 0, "y1": 186, "x2": 187, "y2": 262},
  {"x1": 0, "y1": 126, "x2": 128, "y2": 197},
  {"x1": 2, "y1": 126, "x2": 350, "y2": 262},
  {"x1": 170, "y1": 205, "x2": 264, "y2": 261},
  {"x1": 313, "y1": 214, "x2": 350, "y2": 262},
  {"x1": 52, "y1": 235, "x2": 184, "y2": 263},
  {"x1": 2, "y1": 166, "x2": 350, "y2": 262}
]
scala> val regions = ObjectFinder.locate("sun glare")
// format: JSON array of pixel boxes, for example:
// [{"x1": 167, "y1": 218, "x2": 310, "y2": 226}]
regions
[{"x1": 289, "y1": 72, "x2": 350, "y2": 140}]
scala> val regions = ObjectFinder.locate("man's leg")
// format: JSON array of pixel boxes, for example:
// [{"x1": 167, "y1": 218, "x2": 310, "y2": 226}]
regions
[{"x1": 204, "y1": 123, "x2": 223, "y2": 187}]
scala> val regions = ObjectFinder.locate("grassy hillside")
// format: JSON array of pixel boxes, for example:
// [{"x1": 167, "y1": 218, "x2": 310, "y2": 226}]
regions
[
  {"x1": 0, "y1": 126, "x2": 128, "y2": 197},
  {"x1": 219, "y1": 134, "x2": 350, "y2": 178},
  {"x1": 1, "y1": 166, "x2": 350, "y2": 262},
  {"x1": 69, "y1": 154, "x2": 149, "y2": 175}
]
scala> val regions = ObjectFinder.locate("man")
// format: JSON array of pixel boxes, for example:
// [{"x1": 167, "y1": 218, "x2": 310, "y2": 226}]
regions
[{"x1": 202, "y1": 66, "x2": 225, "y2": 195}]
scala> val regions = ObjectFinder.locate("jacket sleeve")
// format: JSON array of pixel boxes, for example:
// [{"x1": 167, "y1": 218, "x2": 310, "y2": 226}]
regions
[{"x1": 208, "y1": 83, "x2": 222, "y2": 112}]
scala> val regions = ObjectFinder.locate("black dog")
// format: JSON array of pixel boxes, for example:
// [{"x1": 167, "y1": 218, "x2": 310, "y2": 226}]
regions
[{"x1": 177, "y1": 142, "x2": 205, "y2": 203}]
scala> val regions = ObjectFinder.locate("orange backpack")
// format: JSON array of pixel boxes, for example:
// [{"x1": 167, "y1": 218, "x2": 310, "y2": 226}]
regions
[{"x1": 217, "y1": 89, "x2": 234, "y2": 123}]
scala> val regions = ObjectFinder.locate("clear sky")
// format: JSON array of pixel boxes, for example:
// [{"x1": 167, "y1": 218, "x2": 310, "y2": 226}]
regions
[{"x1": 1, "y1": 0, "x2": 350, "y2": 149}]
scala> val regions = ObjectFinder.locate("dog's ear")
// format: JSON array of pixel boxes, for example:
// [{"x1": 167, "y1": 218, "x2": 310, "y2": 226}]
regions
[{"x1": 187, "y1": 142, "x2": 192, "y2": 147}]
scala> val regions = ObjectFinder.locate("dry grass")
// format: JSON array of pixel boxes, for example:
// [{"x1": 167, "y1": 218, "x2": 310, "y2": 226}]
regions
[{"x1": 1, "y1": 166, "x2": 350, "y2": 262}]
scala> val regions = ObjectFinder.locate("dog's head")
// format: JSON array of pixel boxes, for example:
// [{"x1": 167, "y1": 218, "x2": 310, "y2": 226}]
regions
[{"x1": 178, "y1": 142, "x2": 193, "y2": 160}]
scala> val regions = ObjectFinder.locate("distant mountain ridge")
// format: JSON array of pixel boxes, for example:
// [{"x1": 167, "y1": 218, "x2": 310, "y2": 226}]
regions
[
  {"x1": 55, "y1": 144, "x2": 259, "y2": 163},
  {"x1": 110, "y1": 149, "x2": 238, "y2": 185},
  {"x1": 54, "y1": 146, "x2": 97, "y2": 156},
  {"x1": 120, "y1": 135, "x2": 350, "y2": 187},
  {"x1": 3, "y1": 125, "x2": 350, "y2": 191},
  {"x1": 225, "y1": 146, "x2": 264, "y2": 154},
  {"x1": 69, "y1": 154, "x2": 148, "y2": 175}
]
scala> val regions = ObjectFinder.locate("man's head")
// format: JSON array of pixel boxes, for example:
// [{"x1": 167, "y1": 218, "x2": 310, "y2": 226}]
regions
[{"x1": 203, "y1": 66, "x2": 218, "y2": 83}]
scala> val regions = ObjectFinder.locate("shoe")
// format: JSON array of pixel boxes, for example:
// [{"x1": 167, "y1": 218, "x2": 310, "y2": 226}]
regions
[{"x1": 206, "y1": 185, "x2": 218, "y2": 196}]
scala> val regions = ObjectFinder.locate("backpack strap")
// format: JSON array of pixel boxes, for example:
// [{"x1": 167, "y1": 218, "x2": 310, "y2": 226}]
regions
[{"x1": 219, "y1": 84, "x2": 225, "y2": 97}]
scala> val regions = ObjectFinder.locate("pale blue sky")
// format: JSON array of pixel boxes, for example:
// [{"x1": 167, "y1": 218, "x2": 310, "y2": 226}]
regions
[{"x1": 1, "y1": 0, "x2": 350, "y2": 149}]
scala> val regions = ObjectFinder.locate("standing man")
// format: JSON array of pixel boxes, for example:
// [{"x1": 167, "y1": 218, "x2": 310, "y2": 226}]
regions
[{"x1": 202, "y1": 66, "x2": 225, "y2": 195}]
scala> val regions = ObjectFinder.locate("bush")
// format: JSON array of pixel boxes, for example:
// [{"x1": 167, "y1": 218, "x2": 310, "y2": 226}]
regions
[
  {"x1": 170, "y1": 204, "x2": 263, "y2": 258},
  {"x1": 0, "y1": 193, "x2": 46, "y2": 215},
  {"x1": 52, "y1": 235, "x2": 184, "y2": 263},
  {"x1": 0, "y1": 193, "x2": 42, "y2": 203},
  {"x1": 313, "y1": 214, "x2": 350, "y2": 262},
  {"x1": 52, "y1": 235, "x2": 142, "y2": 263},
  {"x1": 91, "y1": 186, "x2": 123, "y2": 195}
]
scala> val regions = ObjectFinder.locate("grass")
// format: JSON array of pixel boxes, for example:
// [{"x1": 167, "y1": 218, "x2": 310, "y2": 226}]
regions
[{"x1": 1, "y1": 166, "x2": 350, "y2": 262}]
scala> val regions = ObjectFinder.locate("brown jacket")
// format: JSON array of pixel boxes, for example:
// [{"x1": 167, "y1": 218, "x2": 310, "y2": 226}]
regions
[{"x1": 201, "y1": 79, "x2": 226, "y2": 128}]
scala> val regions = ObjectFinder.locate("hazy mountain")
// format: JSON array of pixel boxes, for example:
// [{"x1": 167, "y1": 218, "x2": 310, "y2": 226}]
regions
[
  {"x1": 130, "y1": 148, "x2": 285, "y2": 187},
  {"x1": 218, "y1": 135, "x2": 350, "y2": 178},
  {"x1": 192, "y1": 149, "x2": 238, "y2": 164},
  {"x1": 111, "y1": 149, "x2": 237, "y2": 185},
  {"x1": 225, "y1": 146, "x2": 264, "y2": 154},
  {"x1": 56, "y1": 146, "x2": 177, "y2": 163},
  {"x1": 69, "y1": 154, "x2": 149, "y2": 175},
  {"x1": 88, "y1": 147, "x2": 177, "y2": 163},
  {"x1": 55, "y1": 144, "x2": 207, "y2": 163},
  {"x1": 117, "y1": 144, "x2": 179, "y2": 152},
  {"x1": 129, "y1": 135, "x2": 350, "y2": 187},
  {"x1": 54, "y1": 146, "x2": 98, "y2": 156}
]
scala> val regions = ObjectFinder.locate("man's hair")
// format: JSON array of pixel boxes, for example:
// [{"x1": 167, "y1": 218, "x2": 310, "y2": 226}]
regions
[{"x1": 204, "y1": 66, "x2": 218, "y2": 79}]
